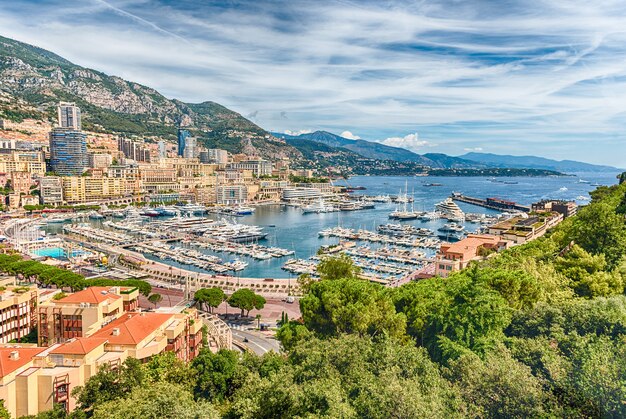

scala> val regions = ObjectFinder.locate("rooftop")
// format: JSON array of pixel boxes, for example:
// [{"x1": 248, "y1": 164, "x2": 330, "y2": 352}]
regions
[
  {"x1": 55, "y1": 287, "x2": 121, "y2": 305},
  {"x1": 49, "y1": 338, "x2": 108, "y2": 355},
  {"x1": 91, "y1": 312, "x2": 174, "y2": 345},
  {"x1": 0, "y1": 347, "x2": 46, "y2": 378}
]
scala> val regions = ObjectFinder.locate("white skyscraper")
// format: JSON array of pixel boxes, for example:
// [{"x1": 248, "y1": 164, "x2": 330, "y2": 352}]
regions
[{"x1": 158, "y1": 140, "x2": 167, "y2": 159}]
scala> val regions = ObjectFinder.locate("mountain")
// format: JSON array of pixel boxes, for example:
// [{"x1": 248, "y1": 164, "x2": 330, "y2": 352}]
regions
[
  {"x1": 0, "y1": 35, "x2": 301, "y2": 161},
  {"x1": 274, "y1": 130, "x2": 480, "y2": 168},
  {"x1": 460, "y1": 152, "x2": 622, "y2": 173}
]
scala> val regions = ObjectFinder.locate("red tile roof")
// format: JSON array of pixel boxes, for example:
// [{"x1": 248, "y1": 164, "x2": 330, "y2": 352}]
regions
[
  {"x1": 49, "y1": 338, "x2": 108, "y2": 355},
  {"x1": 55, "y1": 287, "x2": 121, "y2": 305},
  {"x1": 0, "y1": 347, "x2": 46, "y2": 378},
  {"x1": 91, "y1": 313, "x2": 174, "y2": 345}
]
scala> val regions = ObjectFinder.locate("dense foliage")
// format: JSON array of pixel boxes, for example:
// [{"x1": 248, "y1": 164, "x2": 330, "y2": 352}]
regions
[
  {"x1": 0, "y1": 254, "x2": 151, "y2": 296},
  {"x1": 19, "y1": 182, "x2": 626, "y2": 418}
]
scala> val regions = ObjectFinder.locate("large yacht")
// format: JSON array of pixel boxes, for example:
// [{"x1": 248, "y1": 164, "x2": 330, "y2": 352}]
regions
[
  {"x1": 302, "y1": 198, "x2": 338, "y2": 214},
  {"x1": 435, "y1": 198, "x2": 465, "y2": 221}
]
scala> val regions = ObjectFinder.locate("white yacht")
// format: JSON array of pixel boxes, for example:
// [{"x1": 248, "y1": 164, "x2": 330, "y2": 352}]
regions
[
  {"x1": 302, "y1": 199, "x2": 338, "y2": 214},
  {"x1": 435, "y1": 198, "x2": 465, "y2": 220}
]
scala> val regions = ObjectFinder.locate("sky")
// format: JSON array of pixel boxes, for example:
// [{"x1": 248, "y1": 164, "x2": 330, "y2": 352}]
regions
[{"x1": 1, "y1": 0, "x2": 626, "y2": 166}]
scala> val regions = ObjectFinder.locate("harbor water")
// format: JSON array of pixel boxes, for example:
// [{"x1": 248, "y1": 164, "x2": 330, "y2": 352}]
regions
[{"x1": 50, "y1": 172, "x2": 621, "y2": 279}]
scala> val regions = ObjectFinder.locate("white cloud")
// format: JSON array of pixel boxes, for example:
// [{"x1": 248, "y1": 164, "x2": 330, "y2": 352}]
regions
[
  {"x1": 378, "y1": 133, "x2": 436, "y2": 152},
  {"x1": 464, "y1": 147, "x2": 483, "y2": 152},
  {"x1": 284, "y1": 129, "x2": 312, "y2": 136},
  {"x1": 340, "y1": 131, "x2": 361, "y2": 140}
]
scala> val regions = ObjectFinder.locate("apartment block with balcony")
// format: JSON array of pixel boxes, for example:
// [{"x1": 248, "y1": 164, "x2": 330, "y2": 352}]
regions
[
  {"x1": 38, "y1": 286, "x2": 139, "y2": 346},
  {"x1": 488, "y1": 212, "x2": 563, "y2": 245},
  {"x1": 0, "y1": 284, "x2": 38, "y2": 344}
]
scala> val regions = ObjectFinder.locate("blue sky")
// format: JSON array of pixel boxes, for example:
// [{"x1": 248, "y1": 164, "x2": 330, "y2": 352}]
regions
[{"x1": 2, "y1": 0, "x2": 626, "y2": 166}]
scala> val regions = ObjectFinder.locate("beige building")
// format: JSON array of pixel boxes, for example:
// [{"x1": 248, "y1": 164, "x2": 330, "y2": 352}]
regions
[
  {"x1": 488, "y1": 212, "x2": 563, "y2": 245},
  {"x1": 39, "y1": 176, "x2": 64, "y2": 205},
  {"x1": 435, "y1": 234, "x2": 510, "y2": 278},
  {"x1": 38, "y1": 287, "x2": 139, "y2": 346},
  {"x1": 0, "y1": 283, "x2": 38, "y2": 344},
  {"x1": 0, "y1": 151, "x2": 46, "y2": 176},
  {"x1": 10, "y1": 171, "x2": 32, "y2": 195},
  {"x1": 61, "y1": 176, "x2": 130, "y2": 203}
]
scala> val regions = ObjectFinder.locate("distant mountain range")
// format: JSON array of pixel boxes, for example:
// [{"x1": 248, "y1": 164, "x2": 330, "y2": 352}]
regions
[
  {"x1": 273, "y1": 131, "x2": 479, "y2": 169},
  {"x1": 275, "y1": 131, "x2": 621, "y2": 173},
  {"x1": 460, "y1": 152, "x2": 622, "y2": 173}
]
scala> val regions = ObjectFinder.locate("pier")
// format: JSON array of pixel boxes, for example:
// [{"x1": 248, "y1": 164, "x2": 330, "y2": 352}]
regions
[{"x1": 451, "y1": 193, "x2": 530, "y2": 212}]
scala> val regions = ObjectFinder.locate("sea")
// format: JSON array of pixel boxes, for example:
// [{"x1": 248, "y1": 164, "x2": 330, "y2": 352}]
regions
[{"x1": 50, "y1": 172, "x2": 622, "y2": 279}]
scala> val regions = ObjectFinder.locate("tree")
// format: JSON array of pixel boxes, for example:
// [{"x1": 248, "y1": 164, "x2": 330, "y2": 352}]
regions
[
  {"x1": 0, "y1": 400, "x2": 9, "y2": 419},
  {"x1": 92, "y1": 382, "x2": 218, "y2": 419},
  {"x1": 447, "y1": 347, "x2": 557, "y2": 417},
  {"x1": 147, "y1": 293, "x2": 163, "y2": 309},
  {"x1": 72, "y1": 358, "x2": 145, "y2": 415},
  {"x1": 194, "y1": 287, "x2": 225, "y2": 313},
  {"x1": 316, "y1": 254, "x2": 361, "y2": 281},
  {"x1": 228, "y1": 288, "x2": 265, "y2": 317},
  {"x1": 299, "y1": 277, "x2": 407, "y2": 340},
  {"x1": 191, "y1": 349, "x2": 246, "y2": 402},
  {"x1": 570, "y1": 201, "x2": 626, "y2": 269}
]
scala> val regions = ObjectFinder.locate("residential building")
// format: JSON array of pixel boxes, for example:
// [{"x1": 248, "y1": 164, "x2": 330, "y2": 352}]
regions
[
  {"x1": 228, "y1": 159, "x2": 272, "y2": 177},
  {"x1": 158, "y1": 140, "x2": 166, "y2": 159},
  {"x1": 206, "y1": 148, "x2": 228, "y2": 164},
  {"x1": 0, "y1": 151, "x2": 46, "y2": 176},
  {"x1": 39, "y1": 177, "x2": 64, "y2": 205},
  {"x1": 117, "y1": 138, "x2": 151, "y2": 163},
  {"x1": 0, "y1": 139, "x2": 16, "y2": 151},
  {"x1": 216, "y1": 185, "x2": 247, "y2": 205},
  {"x1": 10, "y1": 171, "x2": 31, "y2": 195},
  {"x1": 435, "y1": 234, "x2": 510, "y2": 277},
  {"x1": 532, "y1": 200, "x2": 578, "y2": 218},
  {"x1": 177, "y1": 128, "x2": 189, "y2": 157},
  {"x1": 1, "y1": 287, "x2": 204, "y2": 418},
  {"x1": 49, "y1": 129, "x2": 87, "y2": 176},
  {"x1": 88, "y1": 152, "x2": 113, "y2": 169},
  {"x1": 61, "y1": 176, "x2": 130, "y2": 204},
  {"x1": 182, "y1": 136, "x2": 197, "y2": 159},
  {"x1": 38, "y1": 286, "x2": 139, "y2": 346},
  {"x1": 488, "y1": 212, "x2": 563, "y2": 245},
  {"x1": 57, "y1": 102, "x2": 81, "y2": 130},
  {"x1": 0, "y1": 282, "x2": 38, "y2": 343}
]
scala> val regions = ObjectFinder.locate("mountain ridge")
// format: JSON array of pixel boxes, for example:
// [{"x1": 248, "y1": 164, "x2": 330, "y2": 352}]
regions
[
  {"x1": 460, "y1": 152, "x2": 622, "y2": 173},
  {"x1": 0, "y1": 34, "x2": 302, "y2": 161}
]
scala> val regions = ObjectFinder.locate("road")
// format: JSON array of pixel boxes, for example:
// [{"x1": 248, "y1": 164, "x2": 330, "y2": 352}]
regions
[{"x1": 231, "y1": 329, "x2": 281, "y2": 355}]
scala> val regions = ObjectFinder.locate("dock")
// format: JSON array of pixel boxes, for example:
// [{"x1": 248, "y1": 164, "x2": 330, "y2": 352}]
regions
[{"x1": 451, "y1": 193, "x2": 530, "y2": 212}]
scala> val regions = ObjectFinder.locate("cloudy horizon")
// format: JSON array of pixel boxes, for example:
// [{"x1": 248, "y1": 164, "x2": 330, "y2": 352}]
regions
[{"x1": 1, "y1": 0, "x2": 626, "y2": 166}]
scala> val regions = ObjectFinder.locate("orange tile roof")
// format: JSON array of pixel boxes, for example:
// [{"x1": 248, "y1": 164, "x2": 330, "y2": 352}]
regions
[
  {"x1": 440, "y1": 235, "x2": 500, "y2": 260},
  {"x1": 0, "y1": 347, "x2": 46, "y2": 378},
  {"x1": 55, "y1": 287, "x2": 121, "y2": 305},
  {"x1": 49, "y1": 338, "x2": 109, "y2": 355},
  {"x1": 91, "y1": 313, "x2": 174, "y2": 345}
]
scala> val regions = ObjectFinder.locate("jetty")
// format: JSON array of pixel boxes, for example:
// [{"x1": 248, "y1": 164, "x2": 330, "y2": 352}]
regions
[{"x1": 450, "y1": 192, "x2": 530, "y2": 212}]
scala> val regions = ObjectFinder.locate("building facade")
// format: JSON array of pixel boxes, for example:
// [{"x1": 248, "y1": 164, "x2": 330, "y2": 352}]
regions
[{"x1": 49, "y1": 129, "x2": 87, "y2": 176}]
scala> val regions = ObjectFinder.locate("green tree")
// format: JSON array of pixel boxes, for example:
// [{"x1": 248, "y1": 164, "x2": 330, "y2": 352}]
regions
[
  {"x1": 191, "y1": 349, "x2": 246, "y2": 402},
  {"x1": 299, "y1": 277, "x2": 406, "y2": 340},
  {"x1": 194, "y1": 287, "x2": 225, "y2": 313},
  {"x1": 92, "y1": 382, "x2": 218, "y2": 419},
  {"x1": 570, "y1": 201, "x2": 626, "y2": 269},
  {"x1": 0, "y1": 400, "x2": 9, "y2": 419},
  {"x1": 316, "y1": 254, "x2": 361, "y2": 281},
  {"x1": 147, "y1": 293, "x2": 163, "y2": 309},
  {"x1": 228, "y1": 288, "x2": 265, "y2": 317}
]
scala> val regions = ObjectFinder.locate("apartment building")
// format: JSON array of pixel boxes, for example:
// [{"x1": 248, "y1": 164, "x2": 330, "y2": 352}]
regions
[
  {"x1": 10, "y1": 171, "x2": 32, "y2": 195},
  {"x1": 39, "y1": 177, "x2": 64, "y2": 205},
  {"x1": 61, "y1": 176, "x2": 130, "y2": 203},
  {"x1": 0, "y1": 283, "x2": 38, "y2": 344},
  {"x1": 88, "y1": 153, "x2": 113, "y2": 169},
  {"x1": 0, "y1": 151, "x2": 46, "y2": 176},
  {"x1": 2, "y1": 289, "x2": 202, "y2": 418},
  {"x1": 488, "y1": 212, "x2": 563, "y2": 245},
  {"x1": 532, "y1": 199, "x2": 578, "y2": 218},
  {"x1": 228, "y1": 159, "x2": 272, "y2": 177},
  {"x1": 38, "y1": 286, "x2": 139, "y2": 346},
  {"x1": 216, "y1": 185, "x2": 247, "y2": 205}
]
